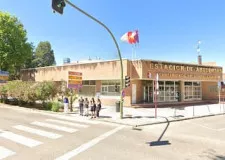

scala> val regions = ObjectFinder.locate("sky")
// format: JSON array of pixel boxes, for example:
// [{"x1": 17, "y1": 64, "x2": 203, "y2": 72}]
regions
[{"x1": 1, "y1": 0, "x2": 225, "y2": 69}]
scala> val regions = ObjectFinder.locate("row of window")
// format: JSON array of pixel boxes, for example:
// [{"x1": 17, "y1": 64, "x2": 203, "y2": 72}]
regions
[
  {"x1": 144, "y1": 80, "x2": 202, "y2": 102},
  {"x1": 79, "y1": 80, "x2": 202, "y2": 102},
  {"x1": 79, "y1": 80, "x2": 120, "y2": 96}
]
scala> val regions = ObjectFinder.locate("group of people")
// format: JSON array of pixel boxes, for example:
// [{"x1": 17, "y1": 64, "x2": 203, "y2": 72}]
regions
[{"x1": 78, "y1": 97, "x2": 102, "y2": 118}]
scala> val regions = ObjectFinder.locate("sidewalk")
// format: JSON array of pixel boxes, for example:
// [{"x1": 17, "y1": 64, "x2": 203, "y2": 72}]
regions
[
  {"x1": 94, "y1": 103, "x2": 225, "y2": 126},
  {"x1": 1, "y1": 102, "x2": 225, "y2": 127}
]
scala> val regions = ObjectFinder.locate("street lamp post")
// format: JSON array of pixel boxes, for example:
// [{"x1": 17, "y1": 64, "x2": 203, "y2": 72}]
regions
[{"x1": 52, "y1": 0, "x2": 124, "y2": 118}]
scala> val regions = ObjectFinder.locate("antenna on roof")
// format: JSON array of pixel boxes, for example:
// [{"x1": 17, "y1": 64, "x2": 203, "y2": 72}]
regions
[
  {"x1": 196, "y1": 40, "x2": 202, "y2": 65},
  {"x1": 197, "y1": 40, "x2": 201, "y2": 55}
]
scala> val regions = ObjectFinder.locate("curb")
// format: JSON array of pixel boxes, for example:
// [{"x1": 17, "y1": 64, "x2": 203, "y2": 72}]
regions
[{"x1": 97, "y1": 112, "x2": 225, "y2": 127}]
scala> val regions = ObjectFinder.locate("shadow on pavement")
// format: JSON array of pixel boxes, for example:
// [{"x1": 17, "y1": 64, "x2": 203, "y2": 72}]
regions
[
  {"x1": 124, "y1": 115, "x2": 155, "y2": 119},
  {"x1": 99, "y1": 116, "x2": 112, "y2": 118},
  {"x1": 146, "y1": 117, "x2": 171, "y2": 147},
  {"x1": 199, "y1": 149, "x2": 225, "y2": 160},
  {"x1": 172, "y1": 115, "x2": 184, "y2": 118}
]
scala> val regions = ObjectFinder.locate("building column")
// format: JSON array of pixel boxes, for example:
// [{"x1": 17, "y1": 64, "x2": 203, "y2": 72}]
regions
[{"x1": 180, "y1": 81, "x2": 185, "y2": 102}]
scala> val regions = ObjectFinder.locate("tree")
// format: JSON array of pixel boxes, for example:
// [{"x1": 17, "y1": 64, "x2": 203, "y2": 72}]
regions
[
  {"x1": 35, "y1": 81, "x2": 58, "y2": 106},
  {"x1": 0, "y1": 12, "x2": 33, "y2": 79},
  {"x1": 33, "y1": 41, "x2": 56, "y2": 67}
]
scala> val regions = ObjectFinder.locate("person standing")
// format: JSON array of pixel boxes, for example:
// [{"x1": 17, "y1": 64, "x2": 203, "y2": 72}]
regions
[
  {"x1": 90, "y1": 98, "x2": 96, "y2": 118},
  {"x1": 84, "y1": 98, "x2": 89, "y2": 116},
  {"x1": 63, "y1": 97, "x2": 69, "y2": 113},
  {"x1": 96, "y1": 98, "x2": 101, "y2": 118},
  {"x1": 78, "y1": 97, "x2": 84, "y2": 116}
]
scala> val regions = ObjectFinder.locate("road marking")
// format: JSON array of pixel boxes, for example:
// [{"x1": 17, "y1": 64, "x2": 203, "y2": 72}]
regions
[
  {"x1": 55, "y1": 125, "x2": 124, "y2": 160},
  {"x1": 13, "y1": 125, "x2": 62, "y2": 139},
  {"x1": 0, "y1": 146, "x2": 15, "y2": 160},
  {"x1": 46, "y1": 119, "x2": 89, "y2": 128},
  {"x1": 31, "y1": 121, "x2": 77, "y2": 133},
  {"x1": 53, "y1": 115, "x2": 100, "y2": 125},
  {"x1": 0, "y1": 131, "x2": 42, "y2": 147}
]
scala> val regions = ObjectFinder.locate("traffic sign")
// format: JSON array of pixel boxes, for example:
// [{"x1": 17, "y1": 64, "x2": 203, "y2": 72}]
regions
[
  {"x1": 122, "y1": 90, "x2": 125, "y2": 98},
  {"x1": 0, "y1": 70, "x2": 9, "y2": 83},
  {"x1": 67, "y1": 71, "x2": 82, "y2": 89}
]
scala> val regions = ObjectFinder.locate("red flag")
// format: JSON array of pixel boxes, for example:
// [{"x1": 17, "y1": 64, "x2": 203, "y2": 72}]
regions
[{"x1": 121, "y1": 30, "x2": 139, "y2": 44}]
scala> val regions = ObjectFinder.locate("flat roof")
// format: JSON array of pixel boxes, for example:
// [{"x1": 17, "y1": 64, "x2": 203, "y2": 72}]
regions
[{"x1": 21, "y1": 58, "x2": 222, "y2": 71}]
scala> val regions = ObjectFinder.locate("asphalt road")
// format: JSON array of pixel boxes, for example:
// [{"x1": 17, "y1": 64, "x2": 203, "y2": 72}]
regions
[
  {"x1": 141, "y1": 115, "x2": 225, "y2": 160},
  {"x1": 0, "y1": 105, "x2": 225, "y2": 160}
]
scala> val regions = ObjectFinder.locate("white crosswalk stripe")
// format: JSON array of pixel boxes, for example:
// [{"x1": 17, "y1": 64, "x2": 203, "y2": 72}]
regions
[
  {"x1": 0, "y1": 131, "x2": 42, "y2": 148},
  {"x1": 51, "y1": 115, "x2": 99, "y2": 125},
  {"x1": 31, "y1": 121, "x2": 77, "y2": 133},
  {"x1": 45, "y1": 119, "x2": 89, "y2": 128},
  {"x1": 13, "y1": 125, "x2": 62, "y2": 139},
  {"x1": 0, "y1": 118, "x2": 95, "y2": 158},
  {"x1": 0, "y1": 146, "x2": 15, "y2": 160}
]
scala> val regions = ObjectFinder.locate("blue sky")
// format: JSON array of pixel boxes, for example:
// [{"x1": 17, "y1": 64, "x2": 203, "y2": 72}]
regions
[{"x1": 1, "y1": 0, "x2": 225, "y2": 68}]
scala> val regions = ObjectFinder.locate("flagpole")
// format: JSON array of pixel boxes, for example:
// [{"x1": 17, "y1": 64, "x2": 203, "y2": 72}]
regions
[
  {"x1": 132, "y1": 45, "x2": 134, "y2": 60},
  {"x1": 134, "y1": 45, "x2": 137, "y2": 59}
]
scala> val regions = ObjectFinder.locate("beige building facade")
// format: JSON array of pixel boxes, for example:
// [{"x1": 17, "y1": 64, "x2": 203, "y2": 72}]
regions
[{"x1": 21, "y1": 59, "x2": 223, "y2": 107}]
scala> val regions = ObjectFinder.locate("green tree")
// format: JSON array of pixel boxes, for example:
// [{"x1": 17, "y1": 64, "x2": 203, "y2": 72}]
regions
[
  {"x1": 0, "y1": 12, "x2": 33, "y2": 79},
  {"x1": 33, "y1": 41, "x2": 56, "y2": 67},
  {"x1": 35, "y1": 81, "x2": 57, "y2": 106}
]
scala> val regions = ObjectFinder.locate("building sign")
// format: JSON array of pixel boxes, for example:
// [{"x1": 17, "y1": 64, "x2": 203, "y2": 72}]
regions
[
  {"x1": 158, "y1": 73, "x2": 219, "y2": 81},
  {"x1": 146, "y1": 61, "x2": 222, "y2": 81},
  {"x1": 149, "y1": 62, "x2": 222, "y2": 73},
  {"x1": 0, "y1": 70, "x2": 9, "y2": 83},
  {"x1": 67, "y1": 71, "x2": 82, "y2": 89}
]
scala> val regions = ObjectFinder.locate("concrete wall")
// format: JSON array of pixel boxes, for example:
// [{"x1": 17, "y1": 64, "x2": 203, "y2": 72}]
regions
[
  {"x1": 21, "y1": 60, "x2": 128, "y2": 81},
  {"x1": 131, "y1": 80, "x2": 143, "y2": 104},
  {"x1": 202, "y1": 81, "x2": 218, "y2": 100}
]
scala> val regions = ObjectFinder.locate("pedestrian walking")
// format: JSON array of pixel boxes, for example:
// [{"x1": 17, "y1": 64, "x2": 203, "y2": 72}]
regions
[
  {"x1": 90, "y1": 98, "x2": 96, "y2": 118},
  {"x1": 96, "y1": 98, "x2": 101, "y2": 118},
  {"x1": 84, "y1": 98, "x2": 89, "y2": 116},
  {"x1": 78, "y1": 97, "x2": 84, "y2": 116},
  {"x1": 63, "y1": 97, "x2": 69, "y2": 113}
]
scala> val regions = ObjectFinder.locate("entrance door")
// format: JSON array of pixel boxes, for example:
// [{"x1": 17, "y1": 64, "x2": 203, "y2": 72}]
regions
[
  {"x1": 132, "y1": 84, "x2": 136, "y2": 104},
  {"x1": 143, "y1": 86, "x2": 153, "y2": 103}
]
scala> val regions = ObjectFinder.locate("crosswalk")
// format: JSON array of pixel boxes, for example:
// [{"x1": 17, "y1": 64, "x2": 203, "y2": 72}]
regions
[{"x1": 0, "y1": 117, "x2": 96, "y2": 159}]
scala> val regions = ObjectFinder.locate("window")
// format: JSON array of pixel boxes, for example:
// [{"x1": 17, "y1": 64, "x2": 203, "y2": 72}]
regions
[
  {"x1": 101, "y1": 80, "x2": 120, "y2": 96},
  {"x1": 82, "y1": 80, "x2": 96, "y2": 85},
  {"x1": 79, "y1": 80, "x2": 96, "y2": 96},
  {"x1": 157, "y1": 81, "x2": 179, "y2": 102},
  {"x1": 184, "y1": 81, "x2": 202, "y2": 101}
]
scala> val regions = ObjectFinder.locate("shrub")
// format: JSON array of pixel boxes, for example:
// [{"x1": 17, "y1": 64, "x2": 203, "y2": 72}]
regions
[
  {"x1": 0, "y1": 85, "x2": 7, "y2": 103},
  {"x1": 44, "y1": 101, "x2": 53, "y2": 110},
  {"x1": 5, "y1": 81, "x2": 37, "y2": 106},
  {"x1": 51, "y1": 101, "x2": 61, "y2": 112},
  {"x1": 35, "y1": 81, "x2": 57, "y2": 106}
]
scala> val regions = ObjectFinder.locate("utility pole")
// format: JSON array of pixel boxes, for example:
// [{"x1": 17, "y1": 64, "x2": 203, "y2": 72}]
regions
[{"x1": 52, "y1": 0, "x2": 124, "y2": 118}]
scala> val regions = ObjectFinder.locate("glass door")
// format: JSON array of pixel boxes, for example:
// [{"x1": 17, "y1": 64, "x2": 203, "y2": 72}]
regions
[{"x1": 143, "y1": 86, "x2": 153, "y2": 103}]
